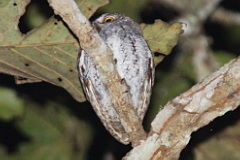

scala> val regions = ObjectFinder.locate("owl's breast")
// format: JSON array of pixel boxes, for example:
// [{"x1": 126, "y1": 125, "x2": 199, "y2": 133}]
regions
[{"x1": 100, "y1": 25, "x2": 152, "y2": 108}]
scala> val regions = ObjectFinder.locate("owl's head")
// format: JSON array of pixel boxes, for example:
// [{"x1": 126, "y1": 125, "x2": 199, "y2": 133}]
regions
[{"x1": 92, "y1": 13, "x2": 142, "y2": 35}]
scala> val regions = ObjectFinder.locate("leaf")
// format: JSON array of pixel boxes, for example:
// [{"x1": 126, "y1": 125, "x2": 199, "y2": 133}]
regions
[
  {"x1": 0, "y1": 101, "x2": 93, "y2": 160},
  {"x1": 0, "y1": 0, "x2": 108, "y2": 102},
  {"x1": 213, "y1": 50, "x2": 237, "y2": 65},
  {"x1": 141, "y1": 20, "x2": 184, "y2": 66},
  {"x1": 0, "y1": 87, "x2": 24, "y2": 120}
]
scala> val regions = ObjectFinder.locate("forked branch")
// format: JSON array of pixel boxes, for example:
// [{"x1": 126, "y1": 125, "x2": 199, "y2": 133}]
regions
[{"x1": 124, "y1": 57, "x2": 240, "y2": 159}]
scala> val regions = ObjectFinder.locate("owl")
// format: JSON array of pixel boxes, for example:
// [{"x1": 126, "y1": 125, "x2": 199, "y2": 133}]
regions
[{"x1": 77, "y1": 13, "x2": 155, "y2": 144}]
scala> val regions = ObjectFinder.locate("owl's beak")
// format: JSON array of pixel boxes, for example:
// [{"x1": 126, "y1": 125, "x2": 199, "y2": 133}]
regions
[{"x1": 92, "y1": 22, "x2": 103, "y2": 32}]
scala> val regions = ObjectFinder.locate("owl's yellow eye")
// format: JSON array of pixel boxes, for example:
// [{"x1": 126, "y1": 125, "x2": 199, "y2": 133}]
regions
[{"x1": 103, "y1": 17, "x2": 115, "y2": 23}]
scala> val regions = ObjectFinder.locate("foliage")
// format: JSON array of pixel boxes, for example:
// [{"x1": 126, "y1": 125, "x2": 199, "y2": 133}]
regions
[
  {"x1": 0, "y1": 0, "x2": 181, "y2": 103},
  {"x1": 0, "y1": 99, "x2": 93, "y2": 160},
  {"x1": 0, "y1": 87, "x2": 24, "y2": 120}
]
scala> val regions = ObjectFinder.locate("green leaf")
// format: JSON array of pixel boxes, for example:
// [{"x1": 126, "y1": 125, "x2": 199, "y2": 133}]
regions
[
  {"x1": 0, "y1": 101, "x2": 93, "y2": 160},
  {"x1": 214, "y1": 50, "x2": 237, "y2": 66},
  {"x1": 0, "y1": 87, "x2": 24, "y2": 120},
  {"x1": 0, "y1": 0, "x2": 108, "y2": 102},
  {"x1": 177, "y1": 51, "x2": 197, "y2": 81},
  {"x1": 141, "y1": 20, "x2": 184, "y2": 66}
]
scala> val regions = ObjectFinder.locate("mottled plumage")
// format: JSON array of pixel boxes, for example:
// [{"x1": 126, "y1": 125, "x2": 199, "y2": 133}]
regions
[{"x1": 77, "y1": 13, "x2": 154, "y2": 144}]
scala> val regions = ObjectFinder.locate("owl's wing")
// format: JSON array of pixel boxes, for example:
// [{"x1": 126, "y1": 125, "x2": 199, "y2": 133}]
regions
[
  {"x1": 77, "y1": 49, "x2": 91, "y2": 101},
  {"x1": 77, "y1": 49, "x2": 130, "y2": 144},
  {"x1": 137, "y1": 57, "x2": 155, "y2": 120}
]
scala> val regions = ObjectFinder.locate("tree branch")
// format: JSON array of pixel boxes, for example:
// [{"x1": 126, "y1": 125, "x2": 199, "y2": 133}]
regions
[
  {"x1": 47, "y1": 0, "x2": 146, "y2": 146},
  {"x1": 173, "y1": 0, "x2": 222, "y2": 82},
  {"x1": 186, "y1": 34, "x2": 219, "y2": 80},
  {"x1": 124, "y1": 57, "x2": 240, "y2": 159},
  {"x1": 211, "y1": 7, "x2": 240, "y2": 25}
]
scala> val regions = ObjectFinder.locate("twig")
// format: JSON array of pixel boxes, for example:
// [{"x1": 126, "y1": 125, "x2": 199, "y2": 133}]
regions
[
  {"x1": 124, "y1": 57, "x2": 240, "y2": 160},
  {"x1": 153, "y1": 0, "x2": 222, "y2": 20},
  {"x1": 47, "y1": 0, "x2": 146, "y2": 146},
  {"x1": 186, "y1": 35, "x2": 219, "y2": 80},
  {"x1": 173, "y1": 0, "x2": 222, "y2": 82},
  {"x1": 211, "y1": 7, "x2": 240, "y2": 25}
]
